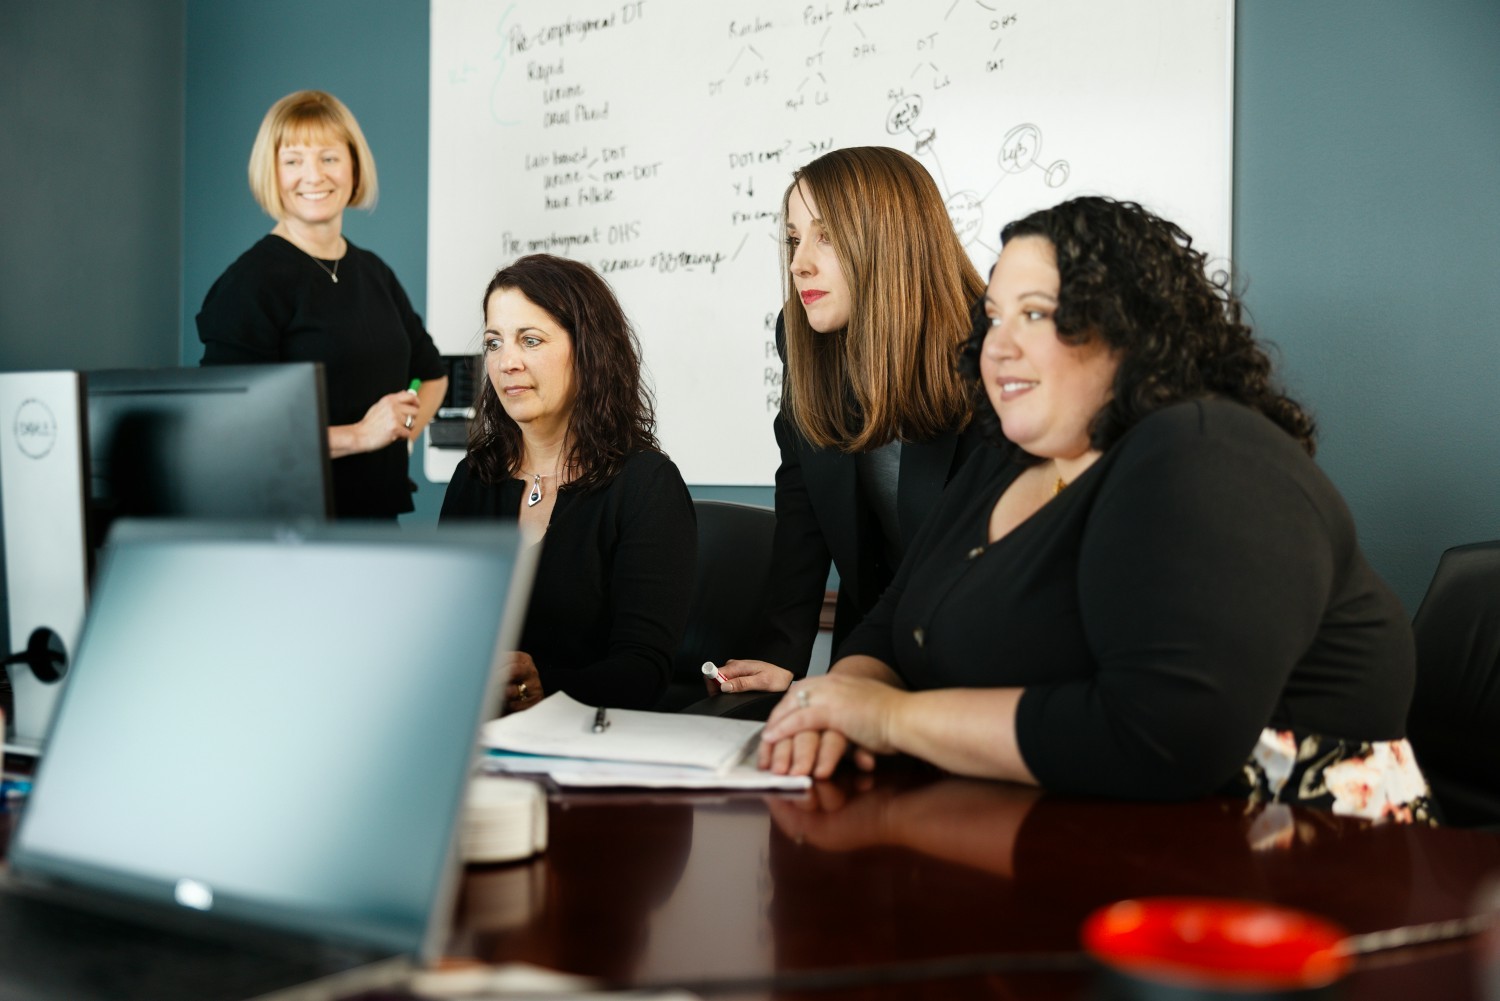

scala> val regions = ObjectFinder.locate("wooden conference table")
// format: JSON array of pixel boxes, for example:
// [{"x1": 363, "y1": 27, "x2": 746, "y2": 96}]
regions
[{"x1": 374, "y1": 764, "x2": 1500, "y2": 1000}]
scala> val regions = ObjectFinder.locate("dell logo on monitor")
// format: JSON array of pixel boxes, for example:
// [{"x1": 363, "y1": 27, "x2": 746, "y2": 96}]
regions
[
  {"x1": 12, "y1": 398, "x2": 57, "y2": 460},
  {"x1": 173, "y1": 878, "x2": 214, "y2": 911}
]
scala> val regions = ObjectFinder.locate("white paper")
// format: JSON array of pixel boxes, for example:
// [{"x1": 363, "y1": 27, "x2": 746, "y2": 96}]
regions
[
  {"x1": 483, "y1": 749, "x2": 811, "y2": 791},
  {"x1": 480, "y1": 692, "x2": 766, "y2": 774}
]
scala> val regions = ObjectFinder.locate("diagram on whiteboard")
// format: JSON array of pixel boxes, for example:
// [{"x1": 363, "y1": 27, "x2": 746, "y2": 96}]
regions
[
  {"x1": 885, "y1": 90, "x2": 1070, "y2": 255},
  {"x1": 429, "y1": 0, "x2": 1233, "y2": 484}
]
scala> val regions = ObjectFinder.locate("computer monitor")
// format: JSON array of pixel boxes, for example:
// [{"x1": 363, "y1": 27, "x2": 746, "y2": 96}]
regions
[
  {"x1": 3, "y1": 363, "x2": 333, "y2": 754},
  {"x1": 85, "y1": 363, "x2": 333, "y2": 553},
  {"x1": 0, "y1": 371, "x2": 90, "y2": 754}
]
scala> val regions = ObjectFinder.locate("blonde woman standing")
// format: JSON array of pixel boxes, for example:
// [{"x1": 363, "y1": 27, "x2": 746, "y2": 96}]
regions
[{"x1": 197, "y1": 90, "x2": 447, "y2": 519}]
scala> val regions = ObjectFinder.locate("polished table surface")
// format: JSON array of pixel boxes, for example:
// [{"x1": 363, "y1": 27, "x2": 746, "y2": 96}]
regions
[{"x1": 426, "y1": 764, "x2": 1500, "y2": 999}]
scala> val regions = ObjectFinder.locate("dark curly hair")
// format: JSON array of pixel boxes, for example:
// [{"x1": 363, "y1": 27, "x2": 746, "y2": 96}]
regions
[
  {"x1": 466, "y1": 254, "x2": 661, "y2": 489},
  {"x1": 960, "y1": 196, "x2": 1315, "y2": 457}
]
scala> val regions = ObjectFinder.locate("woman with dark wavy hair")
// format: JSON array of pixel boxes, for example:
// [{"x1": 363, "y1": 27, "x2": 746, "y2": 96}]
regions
[
  {"x1": 759, "y1": 197, "x2": 1433, "y2": 820},
  {"x1": 440, "y1": 254, "x2": 695, "y2": 712}
]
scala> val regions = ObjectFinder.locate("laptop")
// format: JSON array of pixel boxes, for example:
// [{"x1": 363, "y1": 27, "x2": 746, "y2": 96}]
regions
[{"x1": 0, "y1": 519, "x2": 537, "y2": 1001}]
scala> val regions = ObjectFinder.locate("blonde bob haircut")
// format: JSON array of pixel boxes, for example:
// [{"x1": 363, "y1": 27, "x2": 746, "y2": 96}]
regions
[
  {"x1": 780, "y1": 146, "x2": 983, "y2": 453},
  {"x1": 247, "y1": 90, "x2": 379, "y2": 220}
]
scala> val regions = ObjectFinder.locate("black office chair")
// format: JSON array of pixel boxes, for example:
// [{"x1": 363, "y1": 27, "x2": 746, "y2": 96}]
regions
[
  {"x1": 1407, "y1": 541, "x2": 1500, "y2": 828},
  {"x1": 653, "y1": 500, "x2": 783, "y2": 719}
]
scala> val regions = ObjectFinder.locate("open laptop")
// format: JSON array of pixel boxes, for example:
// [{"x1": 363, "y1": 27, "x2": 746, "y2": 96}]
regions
[{"x1": 0, "y1": 519, "x2": 536, "y2": 1001}]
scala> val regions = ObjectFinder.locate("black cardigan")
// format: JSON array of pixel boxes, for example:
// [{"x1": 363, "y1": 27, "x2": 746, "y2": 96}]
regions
[
  {"x1": 440, "y1": 449, "x2": 696, "y2": 710},
  {"x1": 842, "y1": 399, "x2": 1416, "y2": 800}
]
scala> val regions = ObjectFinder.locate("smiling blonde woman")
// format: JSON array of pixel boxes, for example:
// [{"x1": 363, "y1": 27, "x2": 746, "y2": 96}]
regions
[{"x1": 197, "y1": 90, "x2": 448, "y2": 519}]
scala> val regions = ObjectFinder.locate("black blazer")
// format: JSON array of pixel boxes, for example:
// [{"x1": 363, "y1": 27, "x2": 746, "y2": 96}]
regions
[{"x1": 749, "y1": 311, "x2": 987, "y2": 675}]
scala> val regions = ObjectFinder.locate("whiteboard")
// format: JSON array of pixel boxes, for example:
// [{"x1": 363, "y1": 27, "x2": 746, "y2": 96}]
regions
[{"x1": 429, "y1": 0, "x2": 1233, "y2": 485}]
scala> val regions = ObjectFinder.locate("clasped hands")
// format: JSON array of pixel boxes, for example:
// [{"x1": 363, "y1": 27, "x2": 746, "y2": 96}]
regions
[{"x1": 757, "y1": 672, "x2": 905, "y2": 779}]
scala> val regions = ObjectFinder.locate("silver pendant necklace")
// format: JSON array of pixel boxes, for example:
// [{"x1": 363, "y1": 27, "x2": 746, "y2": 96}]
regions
[
  {"x1": 307, "y1": 254, "x2": 340, "y2": 284},
  {"x1": 526, "y1": 472, "x2": 546, "y2": 507}
]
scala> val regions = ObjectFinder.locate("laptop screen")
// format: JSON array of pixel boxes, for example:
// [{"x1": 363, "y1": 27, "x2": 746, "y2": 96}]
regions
[{"x1": 9, "y1": 520, "x2": 534, "y2": 960}]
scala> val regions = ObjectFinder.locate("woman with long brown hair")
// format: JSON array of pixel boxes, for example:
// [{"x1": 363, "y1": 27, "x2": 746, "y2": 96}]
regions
[{"x1": 715, "y1": 147, "x2": 985, "y2": 699}]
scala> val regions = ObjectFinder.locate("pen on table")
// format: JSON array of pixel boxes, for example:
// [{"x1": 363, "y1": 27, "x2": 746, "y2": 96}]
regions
[
  {"x1": 592, "y1": 707, "x2": 609, "y2": 733},
  {"x1": 702, "y1": 661, "x2": 730, "y2": 686}
]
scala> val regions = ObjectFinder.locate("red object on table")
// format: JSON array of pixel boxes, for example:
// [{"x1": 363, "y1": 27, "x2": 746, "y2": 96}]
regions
[{"x1": 1083, "y1": 897, "x2": 1352, "y2": 991}]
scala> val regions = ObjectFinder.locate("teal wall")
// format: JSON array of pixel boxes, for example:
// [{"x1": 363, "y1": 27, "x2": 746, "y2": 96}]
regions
[
  {"x1": 3, "y1": 0, "x2": 1497, "y2": 616},
  {"x1": 1234, "y1": 0, "x2": 1500, "y2": 611},
  {"x1": 0, "y1": 0, "x2": 184, "y2": 372}
]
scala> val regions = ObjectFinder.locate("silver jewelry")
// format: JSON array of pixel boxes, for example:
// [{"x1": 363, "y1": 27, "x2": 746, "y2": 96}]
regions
[
  {"x1": 517, "y1": 682, "x2": 528, "y2": 699},
  {"x1": 305, "y1": 254, "x2": 340, "y2": 283},
  {"x1": 403, "y1": 415, "x2": 414, "y2": 429},
  {"x1": 526, "y1": 473, "x2": 545, "y2": 507},
  {"x1": 796, "y1": 687, "x2": 811, "y2": 709}
]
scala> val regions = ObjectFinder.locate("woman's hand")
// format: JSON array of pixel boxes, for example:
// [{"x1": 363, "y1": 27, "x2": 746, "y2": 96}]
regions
[
  {"x1": 328, "y1": 390, "x2": 421, "y2": 458},
  {"x1": 503, "y1": 652, "x2": 544, "y2": 714},
  {"x1": 757, "y1": 674, "x2": 906, "y2": 778},
  {"x1": 712, "y1": 659, "x2": 794, "y2": 695},
  {"x1": 359, "y1": 390, "x2": 422, "y2": 449}
]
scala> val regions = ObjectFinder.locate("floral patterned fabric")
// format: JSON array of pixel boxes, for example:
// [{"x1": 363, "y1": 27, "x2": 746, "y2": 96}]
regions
[{"x1": 1230, "y1": 728, "x2": 1438, "y2": 825}]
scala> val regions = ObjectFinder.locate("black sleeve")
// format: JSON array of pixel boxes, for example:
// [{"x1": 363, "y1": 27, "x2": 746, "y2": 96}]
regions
[
  {"x1": 196, "y1": 255, "x2": 290, "y2": 364},
  {"x1": 378, "y1": 257, "x2": 447, "y2": 383},
  {"x1": 1015, "y1": 409, "x2": 1337, "y2": 799},
  {"x1": 746, "y1": 311, "x2": 832, "y2": 675},
  {"x1": 545, "y1": 457, "x2": 698, "y2": 710},
  {"x1": 438, "y1": 459, "x2": 479, "y2": 519}
]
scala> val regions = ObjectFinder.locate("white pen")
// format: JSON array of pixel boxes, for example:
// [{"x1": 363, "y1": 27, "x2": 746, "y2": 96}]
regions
[{"x1": 701, "y1": 661, "x2": 730, "y2": 686}]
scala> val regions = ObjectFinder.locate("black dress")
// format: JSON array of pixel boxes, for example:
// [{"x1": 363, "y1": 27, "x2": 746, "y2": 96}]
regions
[
  {"x1": 440, "y1": 450, "x2": 696, "y2": 710},
  {"x1": 196, "y1": 234, "x2": 446, "y2": 518},
  {"x1": 841, "y1": 399, "x2": 1420, "y2": 803}
]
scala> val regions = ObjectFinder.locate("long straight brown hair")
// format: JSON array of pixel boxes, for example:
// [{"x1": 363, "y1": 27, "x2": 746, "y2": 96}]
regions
[{"x1": 781, "y1": 147, "x2": 983, "y2": 452}]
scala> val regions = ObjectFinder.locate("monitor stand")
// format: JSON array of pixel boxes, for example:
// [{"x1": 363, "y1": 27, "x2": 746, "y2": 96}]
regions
[{"x1": 0, "y1": 372, "x2": 90, "y2": 756}]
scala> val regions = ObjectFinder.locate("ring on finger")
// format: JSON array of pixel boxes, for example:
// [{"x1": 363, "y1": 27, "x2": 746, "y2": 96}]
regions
[
  {"x1": 404, "y1": 415, "x2": 415, "y2": 429},
  {"x1": 517, "y1": 681, "x2": 528, "y2": 699}
]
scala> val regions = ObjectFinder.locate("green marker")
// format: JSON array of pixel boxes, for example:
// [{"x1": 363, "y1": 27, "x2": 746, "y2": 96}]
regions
[{"x1": 408, "y1": 378, "x2": 421, "y2": 394}]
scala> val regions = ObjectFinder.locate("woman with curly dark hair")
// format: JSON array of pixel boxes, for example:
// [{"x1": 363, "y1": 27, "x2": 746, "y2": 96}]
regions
[
  {"x1": 759, "y1": 197, "x2": 1433, "y2": 820},
  {"x1": 440, "y1": 254, "x2": 695, "y2": 712}
]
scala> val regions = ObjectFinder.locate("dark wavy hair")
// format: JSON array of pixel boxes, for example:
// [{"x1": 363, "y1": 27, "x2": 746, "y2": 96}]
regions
[
  {"x1": 466, "y1": 254, "x2": 660, "y2": 489},
  {"x1": 960, "y1": 196, "x2": 1315, "y2": 457}
]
